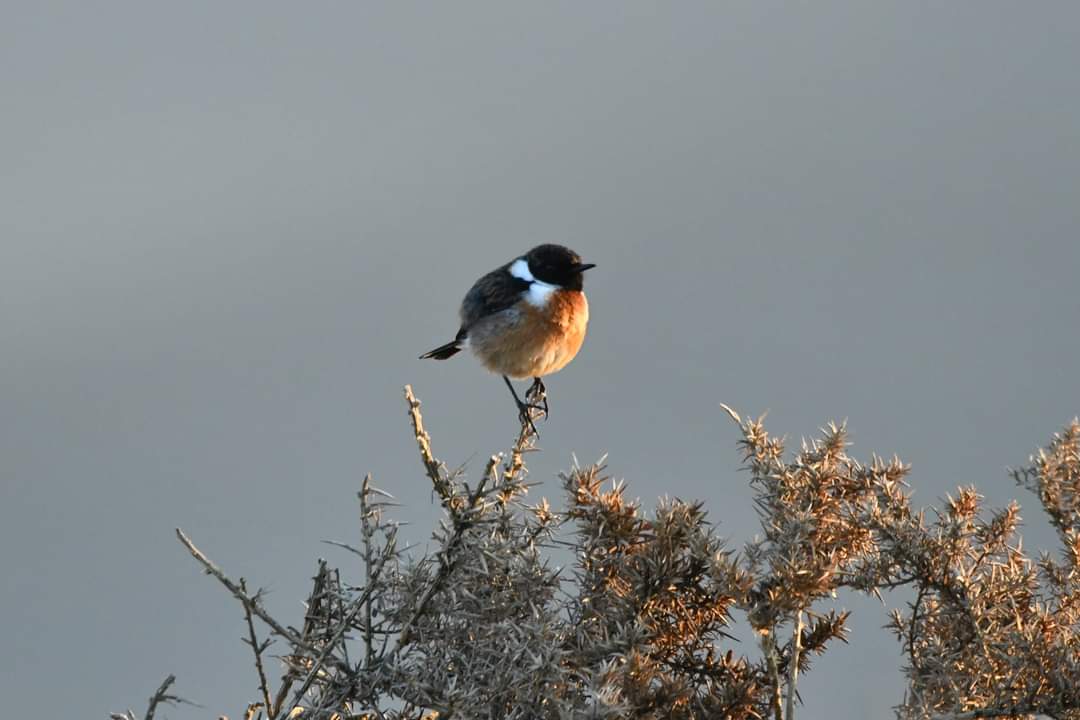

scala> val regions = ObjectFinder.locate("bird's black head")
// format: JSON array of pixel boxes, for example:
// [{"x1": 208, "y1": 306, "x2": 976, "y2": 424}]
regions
[{"x1": 524, "y1": 244, "x2": 595, "y2": 291}]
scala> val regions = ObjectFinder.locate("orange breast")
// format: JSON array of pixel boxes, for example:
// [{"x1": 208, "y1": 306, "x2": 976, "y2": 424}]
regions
[{"x1": 470, "y1": 290, "x2": 589, "y2": 379}]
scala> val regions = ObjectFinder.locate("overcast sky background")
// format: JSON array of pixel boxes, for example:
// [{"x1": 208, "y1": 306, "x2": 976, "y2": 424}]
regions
[{"x1": 3, "y1": 3, "x2": 1079, "y2": 718}]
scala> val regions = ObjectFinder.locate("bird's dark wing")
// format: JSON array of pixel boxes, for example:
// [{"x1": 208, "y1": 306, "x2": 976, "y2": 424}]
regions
[{"x1": 459, "y1": 265, "x2": 529, "y2": 330}]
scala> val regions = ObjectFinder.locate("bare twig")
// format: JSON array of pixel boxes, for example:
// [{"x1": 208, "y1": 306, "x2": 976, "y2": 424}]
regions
[
  {"x1": 396, "y1": 387, "x2": 479, "y2": 647},
  {"x1": 239, "y1": 579, "x2": 274, "y2": 718},
  {"x1": 404, "y1": 385, "x2": 450, "y2": 499},
  {"x1": 361, "y1": 473, "x2": 377, "y2": 670},
  {"x1": 785, "y1": 611, "x2": 803, "y2": 720},
  {"x1": 284, "y1": 583, "x2": 379, "y2": 714},
  {"x1": 283, "y1": 531, "x2": 400, "y2": 717},
  {"x1": 395, "y1": 522, "x2": 468, "y2": 648},
  {"x1": 504, "y1": 403, "x2": 541, "y2": 486},
  {"x1": 762, "y1": 634, "x2": 782, "y2": 720},
  {"x1": 175, "y1": 528, "x2": 349, "y2": 675},
  {"x1": 142, "y1": 674, "x2": 199, "y2": 720},
  {"x1": 268, "y1": 565, "x2": 329, "y2": 719},
  {"x1": 907, "y1": 585, "x2": 925, "y2": 674}
]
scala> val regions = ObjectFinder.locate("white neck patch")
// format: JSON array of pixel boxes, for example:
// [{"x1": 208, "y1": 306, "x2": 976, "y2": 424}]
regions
[
  {"x1": 509, "y1": 258, "x2": 534, "y2": 282},
  {"x1": 509, "y1": 257, "x2": 558, "y2": 307},
  {"x1": 526, "y1": 281, "x2": 558, "y2": 307}
]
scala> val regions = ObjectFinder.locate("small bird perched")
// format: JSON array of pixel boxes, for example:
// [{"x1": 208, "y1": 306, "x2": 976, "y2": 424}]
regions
[{"x1": 420, "y1": 244, "x2": 595, "y2": 431}]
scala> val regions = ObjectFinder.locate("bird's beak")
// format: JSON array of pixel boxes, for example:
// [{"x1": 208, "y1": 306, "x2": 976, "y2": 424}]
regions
[{"x1": 574, "y1": 262, "x2": 596, "y2": 273}]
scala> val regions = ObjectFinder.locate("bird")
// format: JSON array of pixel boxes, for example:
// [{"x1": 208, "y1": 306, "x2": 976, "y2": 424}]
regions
[{"x1": 420, "y1": 244, "x2": 595, "y2": 432}]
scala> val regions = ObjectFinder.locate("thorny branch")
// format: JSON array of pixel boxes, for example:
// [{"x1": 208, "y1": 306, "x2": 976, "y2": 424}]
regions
[
  {"x1": 361, "y1": 473, "x2": 377, "y2": 670},
  {"x1": 145, "y1": 674, "x2": 182, "y2": 720},
  {"x1": 239, "y1": 579, "x2": 274, "y2": 717},
  {"x1": 396, "y1": 384, "x2": 539, "y2": 647},
  {"x1": 175, "y1": 528, "x2": 349, "y2": 674},
  {"x1": 110, "y1": 674, "x2": 198, "y2": 720},
  {"x1": 123, "y1": 396, "x2": 1080, "y2": 720},
  {"x1": 268, "y1": 562, "x2": 339, "y2": 719}
]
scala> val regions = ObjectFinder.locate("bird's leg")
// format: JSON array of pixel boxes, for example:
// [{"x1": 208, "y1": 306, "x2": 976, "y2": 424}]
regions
[
  {"x1": 527, "y1": 377, "x2": 548, "y2": 419},
  {"x1": 503, "y1": 375, "x2": 541, "y2": 436}
]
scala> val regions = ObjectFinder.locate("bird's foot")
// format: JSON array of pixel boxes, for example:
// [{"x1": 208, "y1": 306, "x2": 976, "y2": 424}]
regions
[
  {"x1": 526, "y1": 378, "x2": 549, "y2": 420},
  {"x1": 515, "y1": 400, "x2": 542, "y2": 437},
  {"x1": 503, "y1": 375, "x2": 545, "y2": 437}
]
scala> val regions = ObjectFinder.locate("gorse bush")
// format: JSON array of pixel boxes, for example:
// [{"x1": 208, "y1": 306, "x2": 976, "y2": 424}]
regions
[{"x1": 115, "y1": 388, "x2": 1080, "y2": 720}]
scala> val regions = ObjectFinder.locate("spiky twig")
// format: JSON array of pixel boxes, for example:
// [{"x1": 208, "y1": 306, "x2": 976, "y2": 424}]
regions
[{"x1": 239, "y1": 579, "x2": 274, "y2": 718}]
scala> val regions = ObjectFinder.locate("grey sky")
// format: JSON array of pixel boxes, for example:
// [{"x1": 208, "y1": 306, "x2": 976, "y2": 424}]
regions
[{"x1": 2, "y1": 3, "x2": 1079, "y2": 718}]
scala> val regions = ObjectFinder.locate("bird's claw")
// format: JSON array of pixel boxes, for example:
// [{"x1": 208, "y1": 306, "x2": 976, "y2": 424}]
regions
[
  {"x1": 516, "y1": 401, "x2": 541, "y2": 437},
  {"x1": 526, "y1": 378, "x2": 549, "y2": 420}
]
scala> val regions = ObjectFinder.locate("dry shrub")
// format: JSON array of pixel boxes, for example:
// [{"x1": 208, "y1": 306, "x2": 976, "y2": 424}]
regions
[{"x1": 114, "y1": 391, "x2": 1080, "y2": 720}]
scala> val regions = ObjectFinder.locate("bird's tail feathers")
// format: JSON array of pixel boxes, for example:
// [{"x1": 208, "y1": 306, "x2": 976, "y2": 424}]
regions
[{"x1": 419, "y1": 340, "x2": 463, "y2": 360}]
